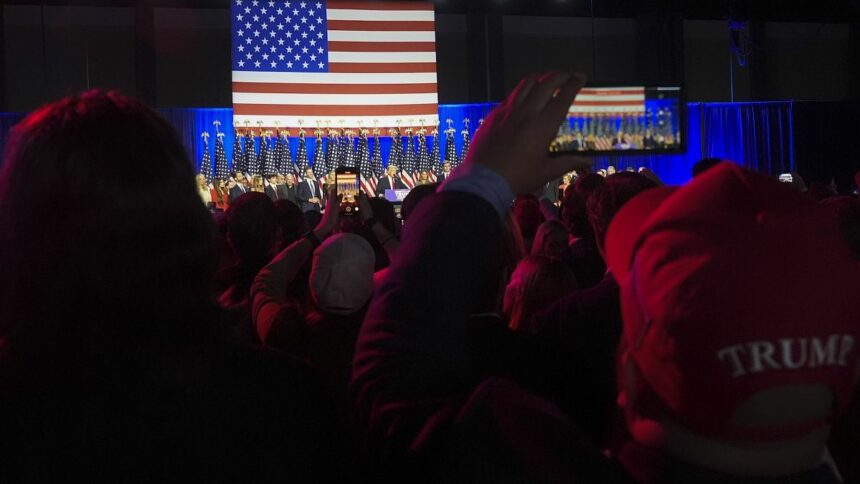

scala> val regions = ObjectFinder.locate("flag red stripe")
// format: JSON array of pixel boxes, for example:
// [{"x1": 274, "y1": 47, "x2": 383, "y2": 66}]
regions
[
  {"x1": 327, "y1": 20, "x2": 434, "y2": 31},
  {"x1": 328, "y1": 41, "x2": 436, "y2": 52},
  {"x1": 234, "y1": 104, "x2": 438, "y2": 116},
  {"x1": 232, "y1": 82, "x2": 438, "y2": 94},
  {"x1": 329, "y1": 62, "x2": 436, "y2": 73},
  {"x1": 579, "y1": 89, "x2": 644, "y2": 95},
  {"x1": 572, "y1": 100, "x2": 646, "y2": 107},
  {"x1": 328, "y1": 1, "x2": 434, "y2": 11}
]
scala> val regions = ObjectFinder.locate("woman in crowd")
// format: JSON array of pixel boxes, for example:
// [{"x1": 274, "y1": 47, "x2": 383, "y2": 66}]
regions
[
  {"x1": 196, "y1": 173, "x2": 211, "y2": 205},
  {"x1": 250, "y1": 174, "x2": 265, "y2": 193},
  {"x1": 503, "y1": 254, "x2": 577, "y2": 333},
  {"x1": 211, "y1": 178, "x2": 230, "y2": 211}
]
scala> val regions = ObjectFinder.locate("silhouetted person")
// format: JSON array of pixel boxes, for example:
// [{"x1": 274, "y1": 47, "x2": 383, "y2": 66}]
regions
[{"x1": 0, "y1": 91, "x2": 350, "y2": 482}]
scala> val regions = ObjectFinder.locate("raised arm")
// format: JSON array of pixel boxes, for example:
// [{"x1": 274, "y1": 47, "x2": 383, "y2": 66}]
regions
[
  {"x1": 351, "y1": 72, "x2": 590, "y2": 467},
  {"x1": 251, "y1": 190, "x2": 339, "y2": 344}
]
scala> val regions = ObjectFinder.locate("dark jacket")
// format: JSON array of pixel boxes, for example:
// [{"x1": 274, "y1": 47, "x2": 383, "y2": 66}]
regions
[
  {"x1": 375, "y1": 175, "x2": 407, "y2": 197},
  {"x1": 296, "y1": 179, "x2": 323, "y2": 213}
]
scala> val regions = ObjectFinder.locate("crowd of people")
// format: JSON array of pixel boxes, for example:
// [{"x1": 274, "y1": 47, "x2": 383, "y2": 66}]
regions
[{"x1": 1, "y1": 73, "x2": 860, "y2": 483}]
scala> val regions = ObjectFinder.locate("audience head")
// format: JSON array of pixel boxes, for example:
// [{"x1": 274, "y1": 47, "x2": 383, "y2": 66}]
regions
[
  {"x1": 232, "y1": 171, "x2": 246, "y2": 183},
  {"x1": 692, "y1": 157, "x2": 722, "y2": 178},
  {"x1": 305, "y1": 167, "x2": 314, "y2": 180},
  {"x1": 310, "y1": 233, "x2": 375, "y2": 316},
  {"x1": 503, "y1": 255, "x2": 577, "y2": 334},
  {"x1": 273, "y1": 198, "x2": 307, "y2": 249},
  {"x1": 511, "y1": 194, "x2": 544, "y2": 241},
  {"x1": 0, "y1": 90, "x2": 216, "y2": 368},
  {"x1": 267, "y1": 173, "x2": 279, "y2": 185},
  {"x1": 226, "y1": 192, "x2": 280, "y2": 268},
  {"x1": 605, "y1": 163, "x2": 860, "y2": 471},
  {"x1": 607, "y1": 165, "x2": 617, "y2": 175},
  {"x1": 368, "y1": 197, "x2": 398, "y2": 234},
  {"x1": 442, "y1": 161, "x2": 452, "y2": 173},
  {"x1": 531, "y1": 220, "x2": 569, "y2": 259},
  {"x1": 196, "y1": 173, "x2": 208, "y2": 187},
  {"x1": 587, "y1": 172, "x2": 658, "y2": 255},
  {"x1": 400, "y1": 183, "x2": 437, "y2": 224},
  {"x1": 277, "y1": 173, "x2": 285, "y2": 185},
  {"x1": 561, "y1": 173, "x2": 605, "y2": 239},
  {"x1": 285, "y1": 173, "x2": 296, "y2": 186}
]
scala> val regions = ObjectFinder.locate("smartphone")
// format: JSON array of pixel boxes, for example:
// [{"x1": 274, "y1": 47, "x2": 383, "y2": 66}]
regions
[
  {"x1": 778, "y1": 173, "x2": 793, "y2": 183},
  {"x1": 550, "y1": 85, "x2": 685, "y2": 155},
  {"x1": 335, "y1": 167, "x2": 360, "y2": 216}
]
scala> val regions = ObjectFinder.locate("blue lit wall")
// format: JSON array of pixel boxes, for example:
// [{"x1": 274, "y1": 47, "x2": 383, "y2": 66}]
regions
[{"x1": 1, "y1": 101, "x2": 793, "y2": 186}]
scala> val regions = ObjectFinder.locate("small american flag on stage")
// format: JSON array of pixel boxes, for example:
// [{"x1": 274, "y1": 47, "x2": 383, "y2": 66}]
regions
[
  {"x1": 231, "y1": 0, "x2": 439, "y2": 130},
  {"x1": 568, "y1": 87, "x2": 645, "y2": 116}
]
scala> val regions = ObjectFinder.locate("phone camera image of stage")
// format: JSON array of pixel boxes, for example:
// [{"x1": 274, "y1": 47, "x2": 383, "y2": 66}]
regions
[{"x1": 551, "y1": 86, "x2": 682, "y2": 153}]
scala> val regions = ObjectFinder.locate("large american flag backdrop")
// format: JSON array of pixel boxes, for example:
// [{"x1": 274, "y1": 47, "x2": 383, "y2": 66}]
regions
[{"x1": 231, "y1": 0, "x2": 438, "y2": 130}]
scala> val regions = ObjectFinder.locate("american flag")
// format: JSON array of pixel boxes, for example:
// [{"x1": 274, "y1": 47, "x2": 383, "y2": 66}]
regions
[
  {"x1": 231, "y1": 124, "x2": 244, "y2": 173},
  {"x1": 325, "y1": 129, "x2": 339, "y2": 173},
  {"x1": 243, "y1": 129, "x2": 256, "y2": 175},
  {"x1": 399, "y1": 129, "x2": 415, "y2": 189},
  {"x1": 312, "y1": 130, "x2": 327, "y2": 182},
  {"x1": 257, "y1": 133, "x2": 270, "y2": 175},
  {"x1": 569, "y1": 87, "x2": 645, "y2": 116},
  {"x1": 337, "y1": 131, "x2": 352, "y2": 168},
  {"x1": 387, "y1": 127, "x2": 402, "y2": 170},
  {"x1": 459, "y1": 120, "x2": 470, "y2": 168},
  {"x1": 416, "y1": 128, "x2": 430, "y2": 175},
  {"x1": 357, "y1": 130, "x2": 375, "y2": 195},
  {"x1": 231, "y1": 0, "x2": 438, "y2": 130},
  {"x1": 371, "y1": 129, "x2": 384, "y2": 186},
  {"x1": 200, "y1": 132, "x2": 213, "y2": 182},
  {"x1": 296, "y1": 129, "x2": 309, "y2": 176},
  {"x1": 429, "y1": 127, "x2": 439, "y2": 182},
  {"x1": 214, "y1": 132, "x2": 229, "y2": 180},
  {"x1": 444, "y1": 123, "x2": 457, "y2": 166},
  {"x1": 263, "y1": 132, "x2": 279, "y2": 175}
]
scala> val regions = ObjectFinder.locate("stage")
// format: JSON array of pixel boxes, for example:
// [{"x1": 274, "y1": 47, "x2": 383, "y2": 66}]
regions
[{"x1": 0, "y1": 100, "x2": 797, "y2": 187}]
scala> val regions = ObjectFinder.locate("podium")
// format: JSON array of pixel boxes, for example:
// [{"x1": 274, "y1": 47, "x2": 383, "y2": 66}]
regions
[{"x1": 384, "y1": 189, "x2": 411, "y2": 203}]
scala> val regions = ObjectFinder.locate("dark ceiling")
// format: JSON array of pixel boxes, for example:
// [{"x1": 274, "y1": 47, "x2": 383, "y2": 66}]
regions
[{"x1": 1, "y1": 0, "x2": 858, "y2": 23}]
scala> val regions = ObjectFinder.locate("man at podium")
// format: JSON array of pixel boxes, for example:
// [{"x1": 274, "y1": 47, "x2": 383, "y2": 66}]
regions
[{"x1": 376, "y1": 164, "x2": 407, "y2": 197}]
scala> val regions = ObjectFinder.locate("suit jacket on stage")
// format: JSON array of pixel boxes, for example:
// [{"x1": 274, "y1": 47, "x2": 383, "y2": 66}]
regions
[
  {"x1": 375, "y1": 175, "x2": 406, "y2": 197},
  {"x1": 229, "y1": 183, "x2": 249, "y2": 203},
  {"x1": 264, "y1": 185, "x2": 280, "y2": 202},
  {"x1": 277, "y1": 184, "x2": 299, "y2": 206},
  {"x1": 436, "y1": 172, "x2": 452, "y2": 184},
  {"x1": 296, "y1": 178, "x2": 323, "y2": 212}
]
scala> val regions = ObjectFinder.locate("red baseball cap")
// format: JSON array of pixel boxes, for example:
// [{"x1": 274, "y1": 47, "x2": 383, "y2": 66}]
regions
[{"x1": 606, "y1": 162, "x2": 860, "y2": 441}]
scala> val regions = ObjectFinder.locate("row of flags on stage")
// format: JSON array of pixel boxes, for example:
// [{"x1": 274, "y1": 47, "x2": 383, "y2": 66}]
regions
[{"x1": 198, "y1": 118, "x2": 482, "y2": 193}]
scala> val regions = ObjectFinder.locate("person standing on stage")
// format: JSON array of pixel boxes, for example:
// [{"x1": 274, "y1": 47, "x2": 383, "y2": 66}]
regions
[
  {"x1": 297, "y1": 168, "x2": 323, "y2": 213},
  {"x1": 437, "y1": 162, "x2": 453, "y2": 183},
  {"x1": 229, "y1": 171, "x2": 249, "y2": 202},
  {"x1": 278, "y1": 173, "x2": 299, "y2": 206},
  {"x1": 211, "y1": 179, "x2": 230, "y2": 212},
  {"x1": 375, "y1": 164, "x2": 406, "y2": 197},
  {"x1": 265, "y1": 174, "x2": 281, "y2": 202},
  {"x1": 196, "y1": 174, "x2": 212, "y2": 206}
]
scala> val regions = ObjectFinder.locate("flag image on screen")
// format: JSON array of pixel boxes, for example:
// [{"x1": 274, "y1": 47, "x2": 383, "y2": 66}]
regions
[
  {"x1": 552, "y1": 85, "x2": 683, "y2": 153},
  {"x1": 231, "y1": 1, "x2": 439, "y2": 130},
  {"x1": 568, "y1": 87, "x2": 646, "y2": 116}
]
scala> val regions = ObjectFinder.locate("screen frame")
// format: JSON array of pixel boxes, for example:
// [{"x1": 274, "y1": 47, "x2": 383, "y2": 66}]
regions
[{"x1": 550, "y1": 82, "x2": 687, "y2": 157}]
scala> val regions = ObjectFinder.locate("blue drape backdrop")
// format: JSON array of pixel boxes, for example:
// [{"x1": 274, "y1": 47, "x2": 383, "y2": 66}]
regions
[{"x1": 0, "y1": 101, "x2": 793, "y2": 186}]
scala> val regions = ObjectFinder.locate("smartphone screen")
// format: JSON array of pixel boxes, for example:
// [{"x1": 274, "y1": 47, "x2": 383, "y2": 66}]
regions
[
  {"x1": 335, "y1": 168, "x2": 360, "y2": 215},
  {"x1": 550, "y1": 85, "x2": 684, "y2": 155}
]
